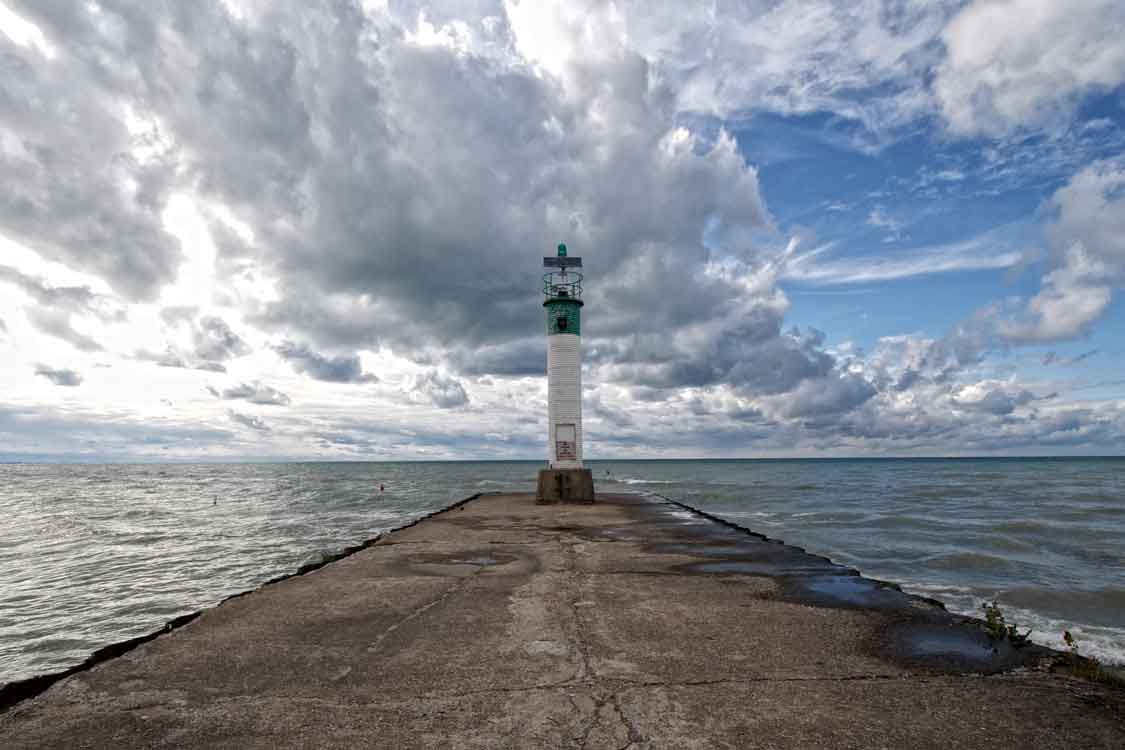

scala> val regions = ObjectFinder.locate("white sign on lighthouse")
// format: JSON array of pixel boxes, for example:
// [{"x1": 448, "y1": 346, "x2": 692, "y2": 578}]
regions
[{"x1": 537, "y1": 243, "x2": 595, "y2": 503}]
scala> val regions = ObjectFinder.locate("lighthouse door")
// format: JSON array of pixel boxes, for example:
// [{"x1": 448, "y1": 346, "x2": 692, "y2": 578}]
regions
[{"x1": 555, "y1": 423, "x2": 577, "y2": 462}]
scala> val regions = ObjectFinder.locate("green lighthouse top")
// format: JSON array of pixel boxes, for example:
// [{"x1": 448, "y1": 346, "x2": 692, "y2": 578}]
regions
[{"x1": 543, "y1": 242, "x2": 583, "y2": 300}]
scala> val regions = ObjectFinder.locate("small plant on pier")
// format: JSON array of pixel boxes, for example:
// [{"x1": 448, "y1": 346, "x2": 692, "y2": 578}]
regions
[{"x1": 981, "y1": 600, "x2": 1032, "y2": 646}]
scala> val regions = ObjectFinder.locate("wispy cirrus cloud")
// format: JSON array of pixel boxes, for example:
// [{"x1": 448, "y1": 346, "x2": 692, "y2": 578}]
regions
[{"x1": 782, "y1": 229, "x2": 1027, "y2": 286}]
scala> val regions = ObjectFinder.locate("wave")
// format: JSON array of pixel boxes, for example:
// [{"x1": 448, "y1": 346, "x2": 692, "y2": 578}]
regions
[
  {"x1": 921, "y1": 551, "x2": 1029, "y2": 573},
  {"x1": 896, "y1": 581, "x2": 1125, "y2": 665},
  {"x1": 606, "y1": 478, "x2": 678, "y2": 485}
]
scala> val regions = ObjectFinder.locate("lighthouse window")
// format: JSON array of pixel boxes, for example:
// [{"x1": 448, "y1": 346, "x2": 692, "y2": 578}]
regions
[{"x1": 557, "y1": 316, "x2": 568, "y2": 331}]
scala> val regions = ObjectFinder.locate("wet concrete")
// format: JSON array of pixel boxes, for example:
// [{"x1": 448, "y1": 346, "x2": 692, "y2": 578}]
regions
[{"x1": 1, "y1": 492, "x2": 1123, "y2": 749}]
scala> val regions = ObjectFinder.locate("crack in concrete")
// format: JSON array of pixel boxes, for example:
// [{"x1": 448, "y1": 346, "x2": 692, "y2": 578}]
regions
[
  {"x1": 366, "y1": 573, "x2": 479, "y2": 656},
  {"x1": 610, "y1": 692, "x2": 644, "y2": 748},
  {"x1": 559, "y1": 534, "x2": 652, "y2": 750}
]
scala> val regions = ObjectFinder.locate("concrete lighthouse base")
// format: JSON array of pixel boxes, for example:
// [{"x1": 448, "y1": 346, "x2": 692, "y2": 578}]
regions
[{"x1": 536, "y1": 468, "x2": 595, "y2": 504}]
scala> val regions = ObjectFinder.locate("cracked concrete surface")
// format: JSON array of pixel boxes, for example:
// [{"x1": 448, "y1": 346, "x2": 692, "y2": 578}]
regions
[{"x1": 1, "y1": 493, "x2": 1123, "y2": 748}]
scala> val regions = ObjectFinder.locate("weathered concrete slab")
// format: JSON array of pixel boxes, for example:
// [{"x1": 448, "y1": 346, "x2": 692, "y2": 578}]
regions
[{"x1": 2, "y1": 492, "x2": 1123, "y2": 749}]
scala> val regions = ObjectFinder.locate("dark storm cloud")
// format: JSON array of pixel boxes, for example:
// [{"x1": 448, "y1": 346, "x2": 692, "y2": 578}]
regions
[
  {"x1": 207, "y1": 382, "x2": 291, "y2": 406},
  {"x1": 33, "y1": 365, "x2": 83, "y2": 387},
  {"x1": 0, "y1": 27, "x2": 180, "y2": 300},
  {"x1": 449, "y1": 338, "x2": 545, "y2": 377},
  {"x1": 412, "y1": 371, "x2": 469, "y2": 408},
  {"x1": 273, "y1": 341, "x2": 378, "y2": 383},
  {"x1": 227, "y1": 410, "x2": 270, "y2": 432}
]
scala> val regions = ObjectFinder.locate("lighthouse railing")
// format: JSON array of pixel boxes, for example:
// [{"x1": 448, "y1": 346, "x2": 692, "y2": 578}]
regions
[{"x1": 542, "y1": 270, "x2": 583, "y2": 299}]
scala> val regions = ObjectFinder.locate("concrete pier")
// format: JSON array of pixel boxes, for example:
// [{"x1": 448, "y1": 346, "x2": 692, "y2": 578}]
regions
[{"x1": 2, "y1": 493, "x2": 1123, "y2": 748}]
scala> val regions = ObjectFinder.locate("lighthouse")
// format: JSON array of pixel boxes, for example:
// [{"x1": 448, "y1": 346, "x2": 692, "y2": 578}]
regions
[{"x1": 536, "y1": 243, "x2": 595, "y2": 503}]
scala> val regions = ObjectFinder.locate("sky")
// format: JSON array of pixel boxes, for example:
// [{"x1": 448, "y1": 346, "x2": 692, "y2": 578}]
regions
[{"x1": 1, "y1": 0, "x2": 1124, "y2": 461}]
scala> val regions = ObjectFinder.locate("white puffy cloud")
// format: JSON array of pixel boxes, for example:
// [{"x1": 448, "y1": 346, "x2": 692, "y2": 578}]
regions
[
  {"x1": 937, "y1": 0, "x2": 1125, "y2": 136},
  {"x1": 411, "y1": 370, "x2": 469, "y2": 409},
  {"x1": 999, "y1": 160, "x2": 1125, "y2": 342},
  {"x1": 506, "y1": 0, "x2": 952, "y2": 143}
]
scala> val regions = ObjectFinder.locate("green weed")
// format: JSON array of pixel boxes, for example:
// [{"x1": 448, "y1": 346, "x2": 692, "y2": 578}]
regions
[{"x1": 981, "y1": 600, "x2": 1032, "y2": 646}]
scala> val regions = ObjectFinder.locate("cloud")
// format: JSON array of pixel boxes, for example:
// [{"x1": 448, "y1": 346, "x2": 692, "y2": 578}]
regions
[
  {"x1": 159, "y1": 306, "x2": 198, "y2": 327},
  {"x1": 777, "y1": 374, "x2": 878, "y2": 419},
  {"x1": 273, "y1": 341, "x2": 378, "y2": 384},
  {"x1": 135, "y1": 348, "x2": 227, "y2": 373},
  {"x1": 0, "y1": 13, "x2": 181, "y2": 299},
  {"x1": 411, "y1": 370, "x2": 469, "y2": 408},
  {"x1": 0, "y1": 1, "x2": 873, "y2": 421},
  {"x1": 207, "y1": 381, "x2": 291, "y2": 406},
  {"x1": 588, "y1": 391, "x2": 635, "y2": 428},
  {"x1": 25, "y1": 308, "x2": 103, "y2": 352},
  {"x1": 0, "y1": 403, "x2": 237, "y2": 460},
  {"x1": 0, "y1": 264, "x2": 123, "y2": 351},
  {"x1": 783, "y1": 227, "x2": 1026, "y2": 286},
  {"x1": 191, "y1": 315, "x2": 250, "y2": 362},
  {"x1": 2, "y1": 0, "x2": 767, "y2": 372},
  {"x1": 0, "y1": 266, "x2": 117, "y2": 315},
  {"x1": 449, "y1": 338, "x2": 545, "y2": 377},
  {"x1": 134, "y1": 312, "x2": 249, "y2": 372},
  {"x1": 33, "y1": 364, "x2": 83, "y2": 387},
  {"x1": 866, "y1": 205, "x2": 905, "y2": 238},
  {"x1": 1, "y1": 0, "x2": 1124, "y2": 460},
  {"x1": 505, "y1": 0, "x2": 953, "y2": 144},
  {"x1": 1042, "y1": 350, "x2": 1098, "y2": 366},
  {"x1": 936, "y1": 0, "x2": 1125, "y2": 136},
  {"x1": 952, "y1": 386, "x2": 1039, "y2": 416},
  {"x1": 997, "y1": 160, "x2": 1125, "y2": 342},
  {"x1": 227, "y1": 410, "x2": 270, "y2": 432}
]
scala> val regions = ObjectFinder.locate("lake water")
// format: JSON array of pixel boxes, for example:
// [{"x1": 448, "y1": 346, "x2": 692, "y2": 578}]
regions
[{"x1": 1, "y1": 458, "x2": 1122, "y2": 685}]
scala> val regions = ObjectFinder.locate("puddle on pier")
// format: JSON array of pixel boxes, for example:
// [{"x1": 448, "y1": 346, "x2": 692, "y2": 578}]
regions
[
  {"x1": 889, "y1": 623, "x2": 1021, "y2": 672},
  {"x1": 446, "y1": 557, "x2": 501, "y2": 566},
  {"x1": 789, "y1": 575, "x2": 916, "y2": 610}
]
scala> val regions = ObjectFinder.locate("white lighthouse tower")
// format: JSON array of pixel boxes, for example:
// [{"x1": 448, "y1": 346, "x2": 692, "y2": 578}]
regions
[{"x1": 536, "y1": 243, "x2": 595, "y2": 503}]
